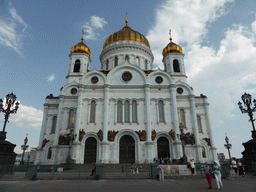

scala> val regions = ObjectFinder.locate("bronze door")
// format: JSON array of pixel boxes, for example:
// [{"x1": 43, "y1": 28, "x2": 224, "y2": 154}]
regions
[
  {"x1": 119, "y1": 135, "x2": 135, "y2": 164},
  {"x1": 84, "y1": 137, "x2": 97, "y2": 163},
  {"x1": 157, "y1": 137, "x2": 170, "y2": 158}
]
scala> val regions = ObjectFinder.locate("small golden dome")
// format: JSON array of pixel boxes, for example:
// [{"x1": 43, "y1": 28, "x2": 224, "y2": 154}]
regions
[
  {"x1": 71, "y1": 36, "x2": 91, "y2": 56},
  {"x1": 103, "y1": 20, "x2": 150, "y2": 49},
  {"x1": 162, "y1": 38, "x2": 183, "y2": 56}
]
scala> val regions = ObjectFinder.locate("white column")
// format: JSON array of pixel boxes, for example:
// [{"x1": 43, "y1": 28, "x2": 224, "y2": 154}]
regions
[
  {"x1": 87, "y1": 101, "x2": 91, "y2": 125},
  {"x1": 122, "y1": 100, "x2": 125, "y2": 124},
  {"x1": 74, "y1": 87, "x2": 83, "y2": 143},
  {"x1": 156, "y1": 101, "x2": 159, "y2": 124},
  {"x1": 114, "y1": 101, "x2": 117, "y2": 125},
  {"x1": 203, "y1": 102, "x2": 217, "y2": 161},
  {"x1": 144, "y1": 84, "x2": 153, "y2": 163},
  {"x1": 169, "y1": 84, "x2": 182, "y2": 159},
  {"x1": 38, "y1": 104, "x2": 49, "y2": 148},
  {"x1": 53, "y1": 98, "x2": 64, "y2": 146},
  {"x1": 189, "y1": 95, "x2": 203, "y2": 162},
  {"x1": 130, "y1": 101, "x2": 132, "y2": 124}
]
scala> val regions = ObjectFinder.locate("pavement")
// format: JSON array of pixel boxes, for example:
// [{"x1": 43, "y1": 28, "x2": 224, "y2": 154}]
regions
[{"x1": 0, "y1": 174, "x2": 255, "y2": 192}]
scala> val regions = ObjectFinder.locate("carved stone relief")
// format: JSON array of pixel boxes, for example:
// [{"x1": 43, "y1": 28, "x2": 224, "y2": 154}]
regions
[
  {"x1": 108, "y1": 130, "x2": 119, "y2": 141},
  {"x1": 135, "y1": 130, "x2": 146, "y2": 141}
]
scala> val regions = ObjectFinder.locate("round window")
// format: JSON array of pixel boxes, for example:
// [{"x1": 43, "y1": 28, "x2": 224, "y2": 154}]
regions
[
  {"x1": 177, "y1": 87, "x2": 183, "y2": 94},
  {"x1": 122, "y1": 72, "x2": 132, "y2": 82},
  {"x1": 70, "y1": 88, "x2": 77, "y2": 95},
  {"x1": 155, "y1": 76, "x2": 163, "y2": 84},
  {"x1": 91, "y1": 76, "x2": 99, "y2": 84}
]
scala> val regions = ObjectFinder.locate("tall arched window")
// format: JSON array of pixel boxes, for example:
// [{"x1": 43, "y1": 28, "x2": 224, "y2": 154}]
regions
[
  {"x1": 117, "y1": 100, "x2": 123, "y2": 123},
  {"x1": 51, "y1": 116, "x2": 57, "y2": 134},
  {"x1": 125, "y1": 100, "x2": 130, "y2": 123},
  {"x1": 135, "y1": 57, "x2": 140, "y2": 66},
  {"x1": 90, "y1": 101, "x2": 96, "y2": 123},
  {"x1": 132, "y1": 100, "x2": 137, "y2": 122},
  {"x1": 180, "y1": 109, "x2": 186, "y2": 128},
  {"x1": 47, "y1": 147, "x2": 52, "y2": 159},
  {"x1": 68, "y1": 109, "x2": 75, "y2": 127},
  {"x1": 125, "y1": 55, "x2": 129, "y2": 62},
  {"x1": 145, "y1": 60, "x2": 148, "y2": 69},
  {"x1": 173, "y1": 59, "x2": 180, "y2": 72},
  {"x1": 115, "y1": 56, "x2": 118, "y2": 67},
  {"x1": 74, "y1": 59, "x2": 81, "y2": 72},
  {"x1": 159, "y1": 100, "x2": 164, "y2": 122},
  {"x1": 202, "y1": 146, "x2": 206, "y2": 158},
  {"x1": 197, "y1": 115, "x2": 203, "y2": 133},
  {"x1": 106, "y1": 60, "x2": 109, "y2": 70}
]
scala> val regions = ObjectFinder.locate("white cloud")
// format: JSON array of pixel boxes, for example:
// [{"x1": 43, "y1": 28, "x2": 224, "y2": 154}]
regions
[
  {"x1": 82, "y1": 15, "x2": 108, "y2": 40},
  {"x1": 48, "y1": 74, "x2": 56, "y2": 82},
  {"x1": 0, "y1": 6, "x2": 28, "y2": 55}
]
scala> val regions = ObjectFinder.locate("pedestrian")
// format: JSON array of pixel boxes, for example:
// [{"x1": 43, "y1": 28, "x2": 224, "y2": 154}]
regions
[
  {"x1": 231, "y1": 158, "x2": 238, "y2": 176},
  {"x1": 130, "y1": 163, "x2": 135, "y2": 174},
  {"x1": 190, "y1": 159, "x2": 195, "y2": 176},
  {"x1": 237, "y1": 160, "x2": 244, "y2": 177},
  {"x1": 157, "y1": 161, "x2": 165, "y2": 181},
  {"x1": 51, "y1": 166, "x2": 54, "y2": 176},
  {"x1": 37, "y1": 165, "x2": 40, "y2": 172},
  {"x1": 213, "y1": 160, "x2": 223, "y2": 189},
  {"x1": 204, "y1": 162, "x2": 212, "y2": 189},
  {"x1": 135, "y1": 165, "x2": 139, "y2": 174},
  {"x1": 90, "y1": 162, "x2": 96, "y2": 176}
]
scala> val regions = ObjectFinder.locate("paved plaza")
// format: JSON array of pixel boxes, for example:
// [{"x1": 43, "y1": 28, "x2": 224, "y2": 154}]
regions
[{"x1": 1, "y1": 176, "x2": 255, "y2": 192}]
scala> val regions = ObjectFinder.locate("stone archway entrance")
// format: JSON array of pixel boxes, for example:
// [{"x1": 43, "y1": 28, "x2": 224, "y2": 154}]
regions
[
  {"x1": 157, "y1": 137, "x2": 170, "y2": 159},
  {"x1": 119, "y1": 135, "x2": 135, "y2": 164},
  {"x1": 84, "y1": 137, "x2": 97, "y2": 163}
]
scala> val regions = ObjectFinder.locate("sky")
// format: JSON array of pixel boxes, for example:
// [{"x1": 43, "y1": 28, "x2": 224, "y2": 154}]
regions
[{"x1": 1, "y1": 0, "x2": 256, "y2": 160}]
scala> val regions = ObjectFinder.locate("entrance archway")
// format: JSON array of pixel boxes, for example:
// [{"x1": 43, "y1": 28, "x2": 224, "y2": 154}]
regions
[
  {"x1": 84, "y1": 137, "x2": 97, "y2": 163},
  {"x1": 119, "y1": 135, "x2": 135, "y2": 163},
  {"x1": 157, "y1": 137, "x2": 170, "y2": 159}
]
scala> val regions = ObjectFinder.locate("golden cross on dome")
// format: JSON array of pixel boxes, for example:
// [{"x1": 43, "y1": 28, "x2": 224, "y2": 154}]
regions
[
  {"x1": 179, "y1": 116, "x2": 182, "y2": 123},
  {"x1": 81, "y1": 29, "x2": 84, "y2": 42},
  {"x1": 125, "y1": 12, "x2": 128, "y2": 26},
  {"x1": 169, "y1": 29, "x2": 172, "y2": 42}
]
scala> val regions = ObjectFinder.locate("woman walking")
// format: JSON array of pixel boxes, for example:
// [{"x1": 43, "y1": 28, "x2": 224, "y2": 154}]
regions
[
  {"x1": 213, "y1": 160, "x2": 223, "y2": 190},
  {"x1": 237, "y1": 160, "x2": 244, "y2": 177},
  {"x1": 190, "y1": 159, "x2": 195, "y2": 176}
]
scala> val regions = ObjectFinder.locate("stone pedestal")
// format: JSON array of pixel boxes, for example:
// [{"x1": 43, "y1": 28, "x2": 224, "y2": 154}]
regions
[
  {"x1": 0, "y1": 131, "x2": 17, "y2": 165},
  {"x1": 242, "y1": 130, "x2": 256, "y2": 172}
]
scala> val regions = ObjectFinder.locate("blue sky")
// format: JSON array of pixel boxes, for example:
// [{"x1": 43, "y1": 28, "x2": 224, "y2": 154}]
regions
[{"x1": 1, "y1": 0, "x2": 256, "y2": 159}]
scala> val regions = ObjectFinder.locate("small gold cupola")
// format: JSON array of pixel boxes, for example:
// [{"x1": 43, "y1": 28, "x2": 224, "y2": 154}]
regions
[
  {"x1": 71, "y1": 30, "x2": 92, "y2": 56},
  {"x1": 162, "y1": 30, "x2": 182, "y2": 56}
]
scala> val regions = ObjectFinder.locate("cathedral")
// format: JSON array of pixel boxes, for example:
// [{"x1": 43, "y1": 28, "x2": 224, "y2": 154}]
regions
[{"x1": 35, "y1": 20, "x2": 217, "y2": 165}]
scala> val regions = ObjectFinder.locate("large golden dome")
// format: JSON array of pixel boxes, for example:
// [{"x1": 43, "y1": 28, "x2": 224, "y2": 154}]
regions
[
  {"x1": 103, "y1": 20, "x2": 150, "y2": 49},
  {"x1": 162, "y1": 38, "x2": 183, "y2": 56},
  {"x1": 71, "y1": 37, "x2": 91, "y2": 56}
]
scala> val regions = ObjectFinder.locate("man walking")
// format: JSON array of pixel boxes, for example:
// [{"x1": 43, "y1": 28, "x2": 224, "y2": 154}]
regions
[{"x1": 204, "y1": 162, "x2": 212, "y2": 189}]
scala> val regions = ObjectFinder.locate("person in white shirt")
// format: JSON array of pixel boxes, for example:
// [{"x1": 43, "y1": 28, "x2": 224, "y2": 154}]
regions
[
  {"x1": 190, "y1": 159, "x2": 195, "y2": 176},
  {"x1": 231, "y1": 158, "x2": 237, "y2": 176}
]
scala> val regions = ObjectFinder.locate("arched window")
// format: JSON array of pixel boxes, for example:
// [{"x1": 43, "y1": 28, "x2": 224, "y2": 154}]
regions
[
  {"x1": 90, "y1": 101, "x2": 96, "y2": 123},
  {"x1": 202, "y1": 146, "x2": 206, "y2": 158},
  {"x1": 68, "y1": 109, "x2": 75, "y2": 127},
  {"x1": 125, "y1": 100, "x2": 130, "y2": 123},
  {"x1": 132, "y1": 100, "x2": 137, "y2": 122},
  {"x1": 180, "y1": 109, "x2": 186, "y2": 128},
  {"x1": 106, "y1": 60, "x2": 109, "y2": 70},
  {"x1": 117, "y1": 100, "x2": 123, "y2": 123},
  {"x1": 74, "y1": 59, "x2": 81, "y2": 72},
  {"x1": 197, "y1": 115, "x2": 203, "y2": 133},
  {"x1": 158, "y1": 100, "x2": 164, "y2": 122},
  {"x1": 51, "y1": 116, "x2": 57, "y2": 134},
  {"x1": 145, "y1": 60, "x2": 148, "y2": 69},
  {"x1": 115, "y1": 56, "x2": 118, "y2": 67},
  {"x1": 173, "y1": 59, "x2": 180, "y2": 72},
  {"x1": 47, "y1": 147, "x2": 52, "y2": 159},
  {"x1": 125, "y1": 55, "x2": 129, "y2": 62},
  {"x1": 135, "y1": 57, "x2": 140, "y2": 66}
]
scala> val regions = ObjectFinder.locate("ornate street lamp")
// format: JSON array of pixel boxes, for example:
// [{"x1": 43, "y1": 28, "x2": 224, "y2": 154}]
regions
[
  {"x1": 20, "y1": 134, "x2": 29, "y2": 165},
  {"x1": 224, "y1": 133, "x2": 232, "y2": 164},
  {"x1": 179, "y1": 117, "x2": 187, "y2": 164},
  {"x1": 0, "y1": 93, "x2": 19, "y2": 132},
  {"x1": 66, "y1": 117, "x2": 77, "y2": 164}
]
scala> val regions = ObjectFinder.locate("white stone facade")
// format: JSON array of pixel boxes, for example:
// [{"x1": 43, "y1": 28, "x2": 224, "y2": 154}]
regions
[{"x1": 35, "y1": 26, "x2": 217, "y2": 165}]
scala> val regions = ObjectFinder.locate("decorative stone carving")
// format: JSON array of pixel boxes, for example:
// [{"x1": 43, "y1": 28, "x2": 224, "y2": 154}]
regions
[
  {"x1": 169, "y1": 129, "x2": 175, "y2": 140},
  {"x1": 183, "y1": 132, "x2": 195, "y2": 146},
  {"x1": 41, "y1": 139, "x2": 49, "y2": 148},
  {"x1": 79, "y1": 129, "x2": 86, "y2": 142},
  {"x1": 108, "y1": 130, "x2": 119, "y2": 141},
  {"x1": 151, "y1": 130, "x2": 156, "y2": 141},
  {"x1": 97, "y1": 130, "x2": 103, "y2": 141},
  {"x1": 58, "y1": 135, "x2": 70, "y2": 145},
  {"x1": 135, "y1": 130, "x2": 146, "y2": 141},
  {"x1": 203, "y1": 138, "x2": 211, "y2": 147}
]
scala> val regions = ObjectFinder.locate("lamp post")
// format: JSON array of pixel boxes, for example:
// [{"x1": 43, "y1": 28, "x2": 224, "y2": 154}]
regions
[
  {"x1": 20, "y1": 134, "x2": 29, "y2": 165},
  {"x1": 224, "y1": 133, "x2": 232, "y2": 165},
  {"x1": 66, "y1": 117, "x2": 77, "y2": 164},
  {"x1": 0, "y1": 93, "x2": 19, "y2": 133},
  {"x1": 179, "y1": 118, "x2": 187, "y2": 164}
]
